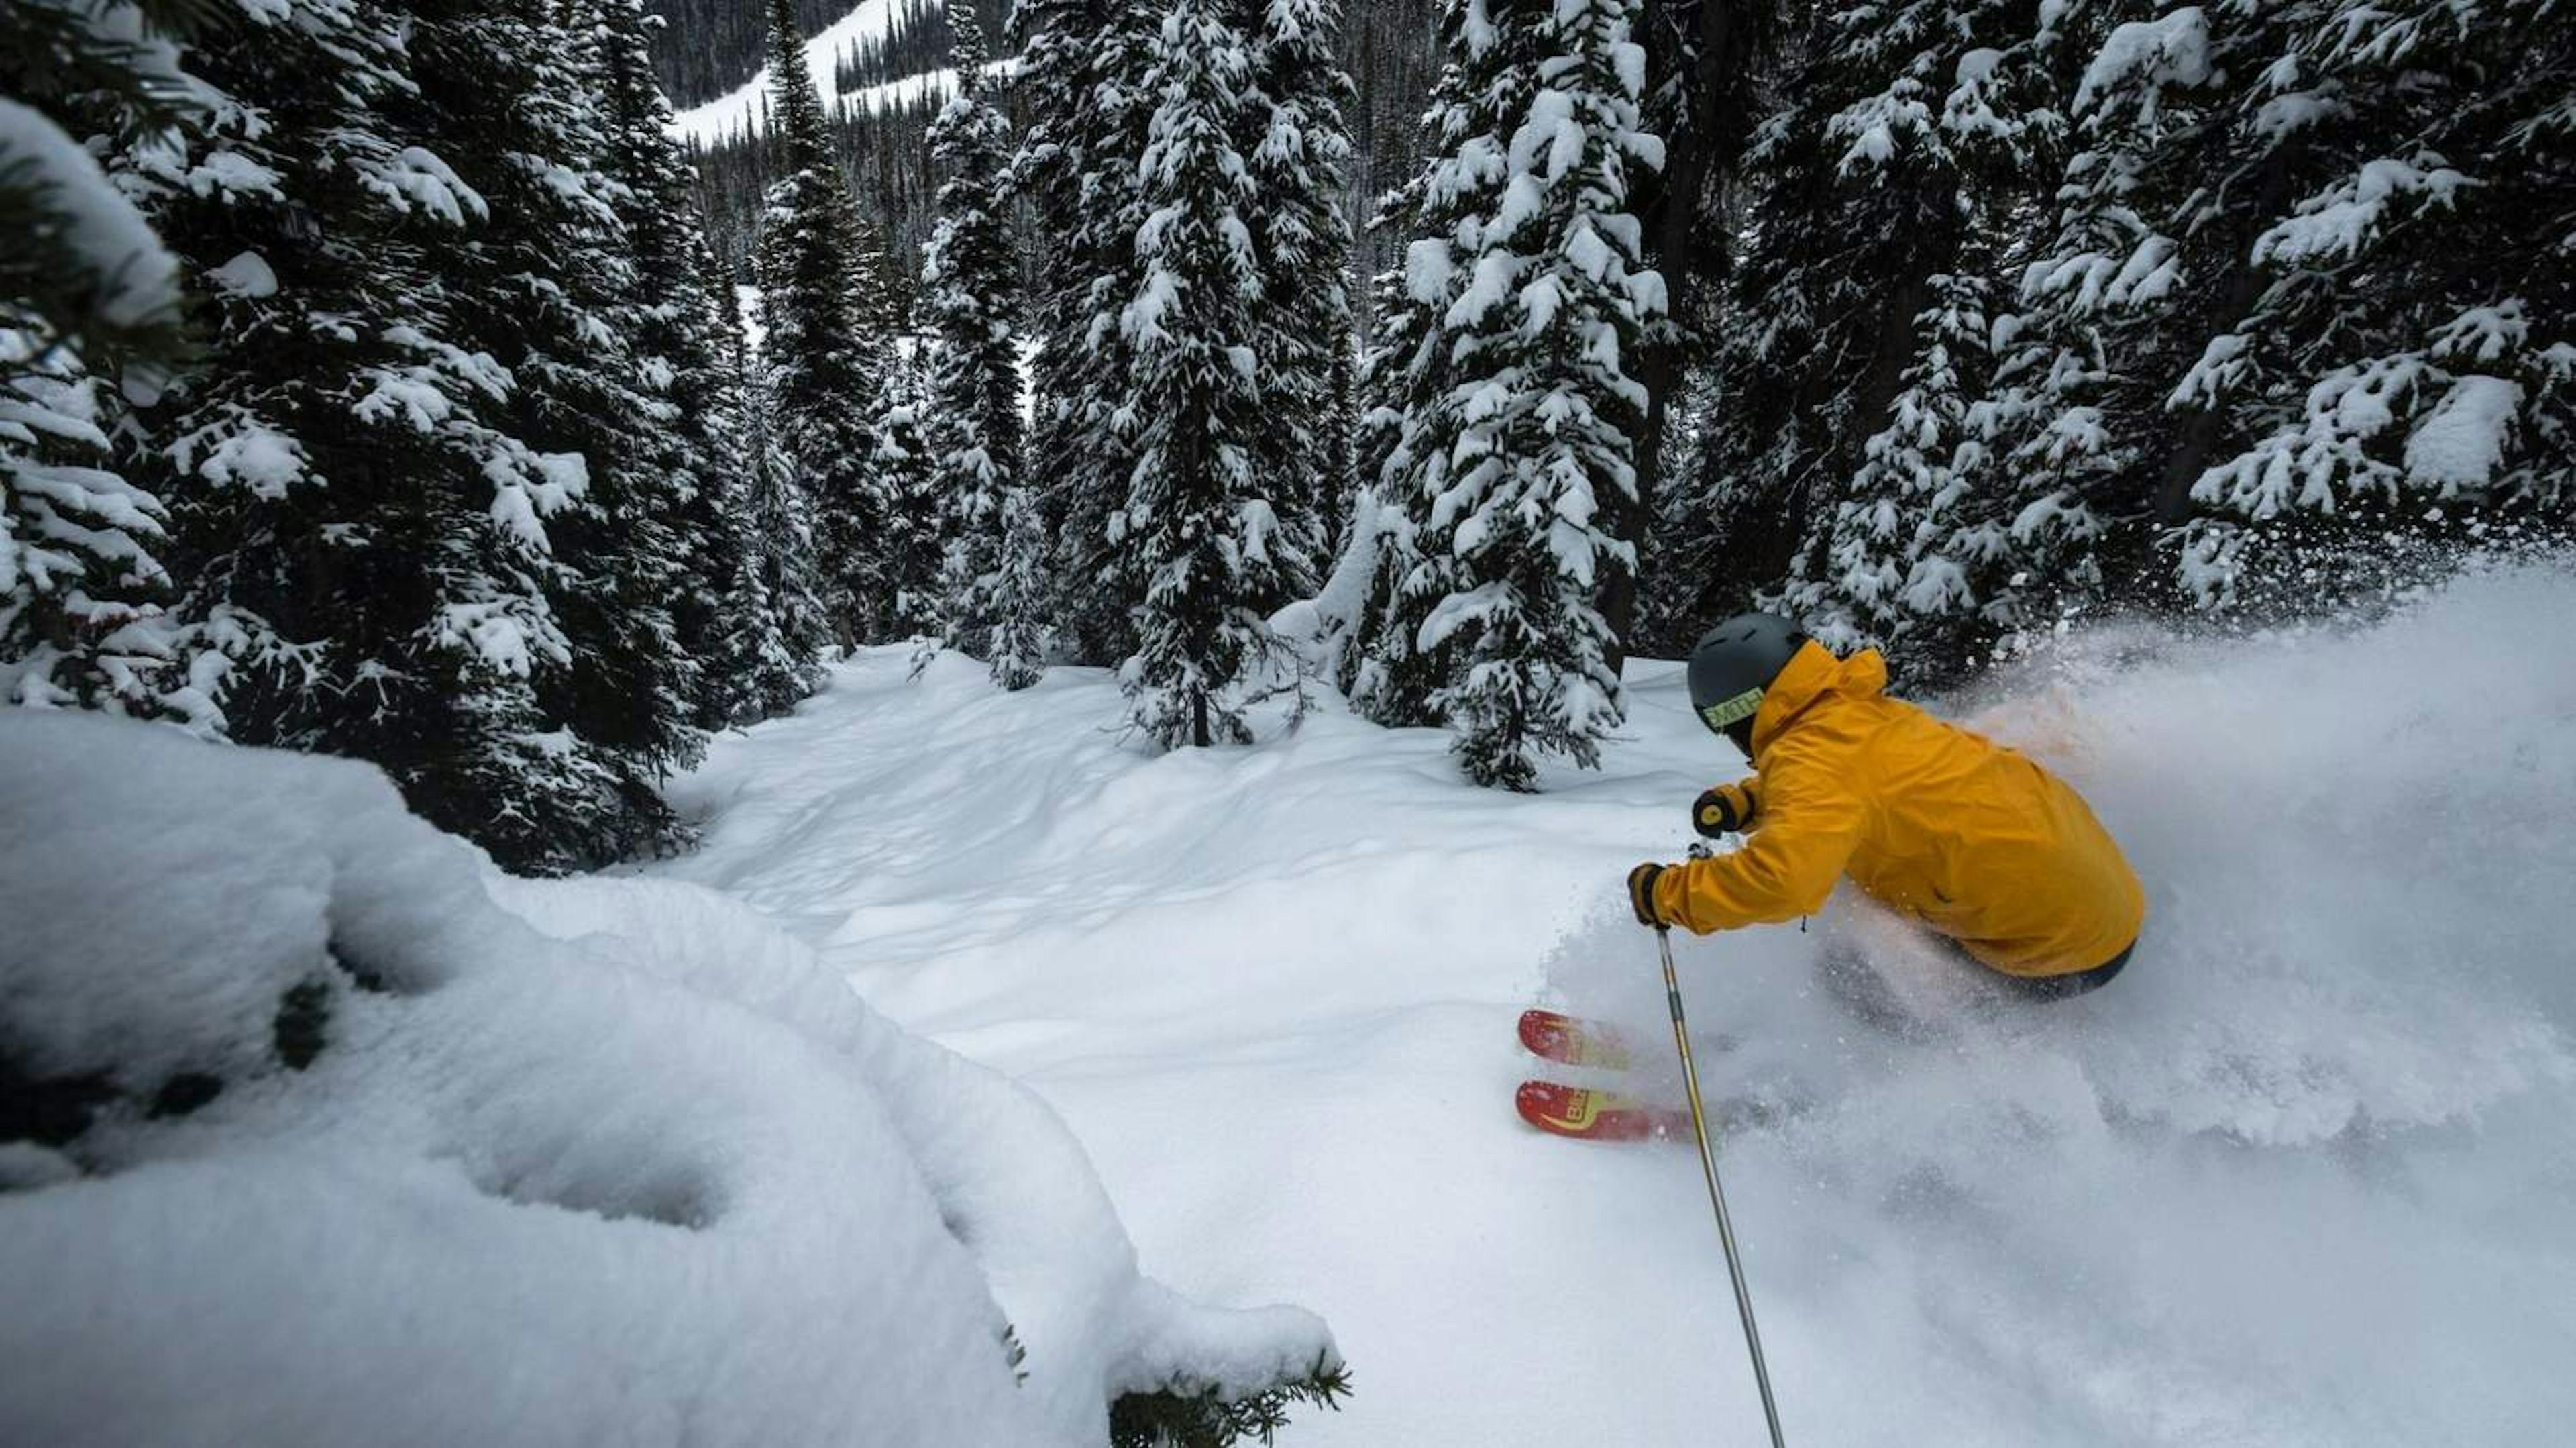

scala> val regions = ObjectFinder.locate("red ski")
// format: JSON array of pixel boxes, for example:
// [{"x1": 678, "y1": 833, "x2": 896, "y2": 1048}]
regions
[
  {"x1": 1514, "y1": 1080, "x2": 1690, "y2": 1142},
  {"x1": 1517, "y1": 1008, "x2": 1635, "y2": 1070}
]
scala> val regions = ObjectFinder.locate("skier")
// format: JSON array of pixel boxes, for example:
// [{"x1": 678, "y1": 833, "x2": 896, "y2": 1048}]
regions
[{"x1": 1625, "y1": 614, "x2": 2143, "y2": 1002}]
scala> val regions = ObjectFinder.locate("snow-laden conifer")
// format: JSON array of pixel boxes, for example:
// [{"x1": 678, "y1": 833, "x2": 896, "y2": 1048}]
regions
[
  {"x1": 400, "y1": 0, "x2": 708, "y2": 866},
  {"x1": 725, "y1": 340, "x2": 837, "y2": 723},
  {"x1": 1015, "y1": 0, "x2": 1157, "y2": 665},
  {"x1": 1244, "y1": 0, "x2": 1359, "y2": 570},
  {"x1": 700, "y1": 258, "x2": 828, "y2": 724},
  {"x1": 2059, "y1": 0, "x2": 2573, "y2": 607},
  {"x1": 1778, "y1": 272, "x2": 2103, "y2": 677},
  {"x1": 1116, "y1": 0, "x2": 1295, "y2": 747},
  {"x1": 1362, "y1": 0, "x2": 1666, "y2": 790},
  {"x1": 1847, "y1": 0, "x2": 2576, "y2": 630},
  {"x1": 872, "y1": 354, "x2": 944, "y2": 645},
  {"x1": 585, "y1": 0, "x2": 759, "y2": 731},
  {"x1": 922, "y1": 2, "x2": 1044, "y2": 688},
  {"x1": 753, "y1": 0, "x2": 892, "y2": 645},
  {"x1": 1332, "y1": 137, "x2": 1456, "y2": 725},
  {"x1": 0, "y1": 0, "x2": 199, "y2": 725},
  {"x1": 1662, "y1": 0, "x2": 2059, "y2": 679},
  {"x1": 121, "y1": 0, "x2": 637, "y2": 871}
]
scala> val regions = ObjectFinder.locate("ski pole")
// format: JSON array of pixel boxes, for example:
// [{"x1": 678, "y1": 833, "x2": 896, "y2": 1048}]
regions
[{"x1": 1658, "y1": 924, "x2": 1787, "y2": 1448}]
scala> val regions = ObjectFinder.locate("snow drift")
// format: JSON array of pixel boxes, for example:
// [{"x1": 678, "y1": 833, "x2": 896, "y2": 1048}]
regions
[{"x1": 0, "y1": 711, "x2": 1338, "y2": 1445}]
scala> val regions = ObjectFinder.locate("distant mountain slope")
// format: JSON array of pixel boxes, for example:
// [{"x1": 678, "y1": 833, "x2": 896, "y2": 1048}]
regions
[
  {"x1": 648, "y1": 0, "x2": 991, "y2": 110},
  {"x1": 669, "y1": 0, "x2": 932, "y2": 148}
]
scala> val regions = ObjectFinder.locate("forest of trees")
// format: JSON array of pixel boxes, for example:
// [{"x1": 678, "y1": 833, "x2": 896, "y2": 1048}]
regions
[
  {"x1": 4, "y1": 0, "x2": 830, "y2": 873},
  {"x1": 663, "y1": 0, "x2": 1012, "y2": 285},
  {"x1": 665, "y1": 0, "x2": 1439, "y2": 300},
  {"x1": 7, "y1": 0, "x2": 2569, "y2": 874},
  {"x1": 1648, "y1": 0, "x2": 2573, "y2": 679}
]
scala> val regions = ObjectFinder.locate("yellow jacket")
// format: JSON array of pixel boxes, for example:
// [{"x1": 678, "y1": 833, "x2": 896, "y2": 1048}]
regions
[{"x1": 1652, "y1": 641, "x2": 2144, "y2": 978}]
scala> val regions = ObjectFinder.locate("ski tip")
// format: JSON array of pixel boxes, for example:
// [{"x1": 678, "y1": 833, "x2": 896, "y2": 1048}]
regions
[
  {"x1": 1514, "y1": 1078, "x2": 1580, "y2": 1134},
  {"x1": 1517, "y1": 1007, "x2": 1632, "y2": 1070},
  {"x1": 1514, "y1": 1078, "x2": 1565, "y2": 1114}
]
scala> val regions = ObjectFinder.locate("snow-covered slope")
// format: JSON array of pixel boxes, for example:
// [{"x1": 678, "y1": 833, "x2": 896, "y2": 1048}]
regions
[
  {"x1": 671, "y1": 0, "x2": 896, "y2": 146},
  {"x1": 0, "y1": 712, "x2": 1336, "y2": 1445},
  {"x1": 667, "y1": 0, "x2": 1014, "y2": 148},
  {"x1": 652, "y1": 561, "x2": 2576, "y2": 1445}
]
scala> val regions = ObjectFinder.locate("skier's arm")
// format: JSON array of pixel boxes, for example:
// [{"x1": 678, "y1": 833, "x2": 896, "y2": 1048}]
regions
[{"x1": 1654, "y1": 751, "x2": 1864, "y2": 933}]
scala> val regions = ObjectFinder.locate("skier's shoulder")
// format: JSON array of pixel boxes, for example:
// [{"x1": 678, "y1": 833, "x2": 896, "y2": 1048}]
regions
[
  {"x1": 1752, "y1": 711, "x2": 1870, "y2": 803},
  {"x1": 1764, "y1": 684, "x2": 1894, "y2": 761}
]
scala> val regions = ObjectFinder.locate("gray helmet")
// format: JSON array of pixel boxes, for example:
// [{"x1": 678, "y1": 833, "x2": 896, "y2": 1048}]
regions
[{"x1": 1686, "y1": 613, "x2": 1805, "y2": 738}]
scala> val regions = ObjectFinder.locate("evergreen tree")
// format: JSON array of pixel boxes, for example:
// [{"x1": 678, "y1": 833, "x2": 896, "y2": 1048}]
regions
[
  {"x1": 1776, "y1": 270, "x2": 2103, "y2": 678},
  {"x1": 1118, "y1": 0, "x2": 1291, "y2": 746},
  {"x1": 404, "y1": 0, "x2": 705, "y2": 864},
  {"x1": 1663, "y1": 0, "x2": 2059, "y2": 656},
  {"x1": 699, "y1": 240, "x2": 824, "y2": 723},
  {"x1": 984, "y1": 481, "x2": 1051, "y2": 690},
  {"x1": 2018, "y1": 0, "x2": 2576, "y2": 610},
  {"x1": 846, "y1": 213, "x2": 909, "y2": 339},
  {"x1": 0, "y1": 0, "x2": 199, "y2": 725},
  {"x1": 1331, "y1": 85, "x2": 1461, "y2": 725},
  {"x1": 1244, "y1": 0, "x2": 1359, "y2": 569},
  {"x1": 586, "y1": 0, "x2": 760, "y2": 731},
  {"x1": 722, "y1": 305, "x2": 836, "y2": 722},
  {"x1": 1016, "y1": 0, "x2": 1158, "y2": 665},
  {"x1": 752, "y1": 0, "x2": 890, "y2": 645},
  {"x1": 1358, "y1": 0, "x2": 1666, "y2": 789},
  {"x1": 1678, "y1": 0, "x2": 2573, "y2": 662},
  {"x1": 1720, "y1": 0, "x2": 2084, "y2": 685},
  {"x1": 921, "y1": 1, "x2": 1044, "y2": 687},
  {"x1": 1619, "y1": 0, "x2": 1777, "y2": 658},
  {"x1": 131, "y1": 0, "x2": 641, "y2": 871},
  {"x1": 872, "y1": 353, "x2": 943, "y2": 642}
]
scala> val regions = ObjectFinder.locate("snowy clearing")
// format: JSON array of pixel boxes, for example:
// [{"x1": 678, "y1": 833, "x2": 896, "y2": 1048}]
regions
[{"x1": 649, "y1": 562, "x2": 2576, "y2": 1445}]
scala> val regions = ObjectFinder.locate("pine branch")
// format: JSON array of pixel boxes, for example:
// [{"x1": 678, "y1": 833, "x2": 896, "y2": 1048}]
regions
[{"x1": 1107, "y1": 1351, "x2": 1353, "y2": 1448}]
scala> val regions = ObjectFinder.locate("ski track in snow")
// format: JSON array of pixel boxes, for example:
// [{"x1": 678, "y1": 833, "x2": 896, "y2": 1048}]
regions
[{"x1": 649, "y1": 566, "x2": 2576, "y2": 1446}]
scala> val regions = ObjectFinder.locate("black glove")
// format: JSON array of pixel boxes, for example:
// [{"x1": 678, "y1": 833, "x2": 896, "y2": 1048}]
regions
[
  {"x1": 1692, "y1": 780, "x2": 1758, "y2": 838},
  {"x1": 1626, "y1": 862, "x2": 1668, "y2": 928}
]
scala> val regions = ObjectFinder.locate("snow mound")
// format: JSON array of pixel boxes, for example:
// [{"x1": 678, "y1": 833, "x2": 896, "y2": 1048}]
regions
[{"x1": 0, "y1": 711, "x2": 1337, "y2": 1446}]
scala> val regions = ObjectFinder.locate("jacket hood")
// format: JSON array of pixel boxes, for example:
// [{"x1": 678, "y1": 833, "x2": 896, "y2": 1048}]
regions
[{"x1": 1750, "y1": 641, "x2": 1888, "y2": 760}]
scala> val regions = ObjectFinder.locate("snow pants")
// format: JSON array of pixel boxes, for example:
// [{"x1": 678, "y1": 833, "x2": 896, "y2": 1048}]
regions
[
  {"x1": 1993, "y1": 939, "x2": 2132, "y2": 1002},
  {"x1": 1817, "y1": 931, "x2": 2133, "y2": 1035}
]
